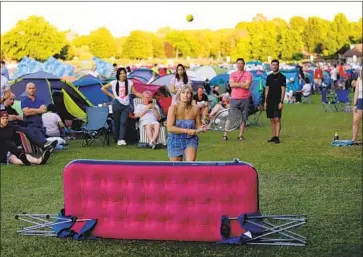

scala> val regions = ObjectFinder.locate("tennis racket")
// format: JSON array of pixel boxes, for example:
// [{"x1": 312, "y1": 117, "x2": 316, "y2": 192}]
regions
[{"x1": 197, "y1": 108, "x2": 243, "y2": 134}]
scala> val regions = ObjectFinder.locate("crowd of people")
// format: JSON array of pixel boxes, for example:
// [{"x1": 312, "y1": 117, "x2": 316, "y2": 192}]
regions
[{"x1": 1, "y1": 58, "x2": 362, "y2": 165}]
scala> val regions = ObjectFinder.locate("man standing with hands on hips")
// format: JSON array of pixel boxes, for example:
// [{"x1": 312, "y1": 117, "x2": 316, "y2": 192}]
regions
[
  {"x1": 264, "y1": 59, "x2": 286, "y2": 144},
  {"x1": 225, "y1": 58, "x2": 252, "y2": 141}
]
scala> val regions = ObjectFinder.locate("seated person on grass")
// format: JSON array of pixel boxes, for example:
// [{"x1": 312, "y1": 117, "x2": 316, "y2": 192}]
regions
[
  {"x1": 209, "y1": 94, "x2": 231, "y2": 120},
  {"x1": 0, "y1": 111, "x2": 51, "y2": 166}
]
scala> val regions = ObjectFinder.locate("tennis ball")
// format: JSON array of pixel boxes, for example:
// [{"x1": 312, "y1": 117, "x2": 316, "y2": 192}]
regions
[{"x1": 186, "y1": 14, "x2": 194, "y2": 22}]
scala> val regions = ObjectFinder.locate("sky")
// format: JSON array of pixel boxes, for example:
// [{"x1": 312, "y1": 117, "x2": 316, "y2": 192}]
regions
[{"x1": 1, "y1": 1, "x2": 362, "y2": 37}]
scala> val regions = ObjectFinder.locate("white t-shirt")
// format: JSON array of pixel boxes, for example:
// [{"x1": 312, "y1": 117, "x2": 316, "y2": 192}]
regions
[
  {"x1": 1, "y1": 75, "x2": 9, "y2": 97},
  {"x1": 134, "y1": 104, "x2": 159, "y2": 127},
  {"x1": 170, "y1": 77, "x2": 192, "y2": 105},
  {"x1": 330, "y1": 68, "x2": 338, "y2": 80},
  {"x1": 42, "y1": 112, "x2": 61, "y2": 136},
  {"x1": 302, "y1": 83, "x2": 312, "y2": 96},
  {"x1": 111, "y1": 79, "x2": 133, "y2": 106}
]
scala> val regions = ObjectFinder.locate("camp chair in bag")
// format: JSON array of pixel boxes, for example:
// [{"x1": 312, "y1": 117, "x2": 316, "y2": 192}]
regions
[
  {"x1": 133, "y1": 98, "x2": 167, "y2": 148},
  {"x1": 321, "y1": 90, "x2": 337, "y2": 112},
  {"x1": 15, "y1": 210, "x2": 97, "y2": 240},
  {"x1": 81, "y1": 106, "x2": 110, "y2": 147},
  {"x1": 334, "y1": 89, "x2": 351, "y2": 112},
  {"x1": 218, "y1": 211, "x2": 307, "y2": 246}
]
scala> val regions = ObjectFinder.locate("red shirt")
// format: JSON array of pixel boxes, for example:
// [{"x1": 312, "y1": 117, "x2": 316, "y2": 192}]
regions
[{"x1": 314, "y1": 69, "x2": 323, "y2": 79}]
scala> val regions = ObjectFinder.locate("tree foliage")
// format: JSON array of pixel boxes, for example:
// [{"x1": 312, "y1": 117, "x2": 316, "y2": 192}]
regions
[
  {"x1": 1, "y1": 13, "x2": 362, "y2": 62},
  {"x1": 2, "y1": 16, "x2": 66, "y2": 61}
]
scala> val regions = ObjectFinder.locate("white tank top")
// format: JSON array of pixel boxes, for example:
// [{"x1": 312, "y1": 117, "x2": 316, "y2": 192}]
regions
[{"x1": 358, "y1": 79, "x2": 362, "y2": 99}]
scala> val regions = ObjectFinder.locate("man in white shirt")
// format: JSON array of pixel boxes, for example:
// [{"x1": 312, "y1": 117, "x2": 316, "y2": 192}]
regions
[
  {"x1": 301, "y1": 82, "x2": 312, "y2": 97},
  {"x1": 330, "y1": 64, "x2": 338, "y2": 88},
  {"x1": 134, "y1": 90, "x2": 161, "y2": 149}
]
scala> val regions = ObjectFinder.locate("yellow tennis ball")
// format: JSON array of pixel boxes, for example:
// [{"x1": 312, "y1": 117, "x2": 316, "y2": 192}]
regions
[{"x1": 186, "y1": 14, "x2": 194, "y2": 22}]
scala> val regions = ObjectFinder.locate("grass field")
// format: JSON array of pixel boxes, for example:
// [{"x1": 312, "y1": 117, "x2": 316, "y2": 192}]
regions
[{"x1": 1, "y1": 95, "x2": 362, "y2": 257}]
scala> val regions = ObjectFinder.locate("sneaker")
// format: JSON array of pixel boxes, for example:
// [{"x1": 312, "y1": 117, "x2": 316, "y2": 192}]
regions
[
  {"x1": 267, "y1": 137, "x2": 277, "y2": 142},
  {"x1": 45, "y1": 140, "x2": 57, "y2": 153},
  {"x1": 18, "y1": 153, "x2": 31, "y2": 166},
  {"x1": 149, "y1": 141, "x2": 157, "y2": 149},
  {"x1": 238, "y1": 136, "x2": 245, "y2": 141},
  {"x1": 117, "y1": 140, "x2": 127, "y2": 146},
  {"x1": 274, "y1": 137, "x2": 280, "y2": 144},
  {"x1": 40, "y1": 150, "x2": 51, "y2": 165}
]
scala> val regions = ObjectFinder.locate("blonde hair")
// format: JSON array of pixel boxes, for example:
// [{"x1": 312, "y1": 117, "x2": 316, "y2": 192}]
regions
[{"x1": 176, "y1": 84, "x2": 193, "y2": 106}]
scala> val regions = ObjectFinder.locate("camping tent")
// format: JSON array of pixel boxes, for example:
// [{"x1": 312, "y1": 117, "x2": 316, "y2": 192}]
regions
[
  {"x1": 195, "y1": 66, "x2": 226, "y2": 80},
  {"x1": 93, "y1": 57, "x2": 113, "y2": 78},
  {"x1": 10, "y1": 57, "x2": 43, "y2": 80},
  {"x1": 150, "y1": 74, "x2": 205, "y2": 92},
  {"x1": 10, "y1": 71, "x2": 92, "y2": 121},
  {"x1": 129, "y1": 69, "x2": 153, "y2": 84},
  {"x1": 280, "y1": 69, "x2": 300, "y2": 92},
  {"x1": 210, "y1": 74, "x2": 229, "y2": 88},
  {"x1": 73, "y1": 75, "x2": 110, "y2": 106},
  {"x1": 43, "y1": 57, "x2": 74, "y2": 77}
]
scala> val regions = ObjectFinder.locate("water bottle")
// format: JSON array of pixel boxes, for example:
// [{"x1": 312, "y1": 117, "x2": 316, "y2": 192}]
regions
[
  {"x1": 6, "y1": 151, "x2": 11, "y2": 165},
  {"x1": 334, "y1": 130, "x2": 339, "y2": 141}
]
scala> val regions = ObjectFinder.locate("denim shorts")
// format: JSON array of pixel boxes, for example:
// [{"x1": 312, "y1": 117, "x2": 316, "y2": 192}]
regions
[
  {"x1": 167, "y1": 135, "x2": 199, "y2": 157},
  {"x1": 357, "y1": 98, "x2": 363, "y2": 110}
]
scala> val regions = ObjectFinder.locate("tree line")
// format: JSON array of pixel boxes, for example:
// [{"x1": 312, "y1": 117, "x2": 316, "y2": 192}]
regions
[{"x1": 1, "y1": 13, "x2": 362, "y2": 62}]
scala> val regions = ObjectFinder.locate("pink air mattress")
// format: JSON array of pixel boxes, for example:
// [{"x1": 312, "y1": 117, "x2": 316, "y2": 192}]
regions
[{"x1": 63, "y1": 160, "x2": 259, "y2": 242}]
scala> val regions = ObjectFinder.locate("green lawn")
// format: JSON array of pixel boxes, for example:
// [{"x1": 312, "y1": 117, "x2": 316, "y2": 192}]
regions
[{"x1": 1, "y1": 95, "x2": 362, "y2": 257}]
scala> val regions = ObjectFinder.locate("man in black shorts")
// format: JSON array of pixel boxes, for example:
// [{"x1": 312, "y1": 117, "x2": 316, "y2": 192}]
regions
[{"x1": 264, "y1": 59, "x2": 286, "y2": 144}]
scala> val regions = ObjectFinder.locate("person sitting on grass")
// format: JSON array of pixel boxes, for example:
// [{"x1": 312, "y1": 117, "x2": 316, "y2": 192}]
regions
[
  {"x1": 0, "y1": 111, "x2": 51, "y2": 166},
  {"x1": 42, "y1": 104, "x2": 65, "y2": 138},
  {"x1": 134, "y1": 91, "x2": 161, "y2": 149},
  {"x1": 209, "y1": 93, "x2": 231, "y2": 120}
]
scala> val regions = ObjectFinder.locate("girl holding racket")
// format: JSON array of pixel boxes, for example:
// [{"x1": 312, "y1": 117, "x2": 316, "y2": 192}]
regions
[{"x1": 167, "y1": 85, "x2": 206, "y2": 161}]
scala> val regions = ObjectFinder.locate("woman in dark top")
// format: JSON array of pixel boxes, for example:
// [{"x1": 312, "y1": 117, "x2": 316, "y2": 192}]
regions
[{"x1": 0, "y1": 111, "x2": 50, "y2": 166}]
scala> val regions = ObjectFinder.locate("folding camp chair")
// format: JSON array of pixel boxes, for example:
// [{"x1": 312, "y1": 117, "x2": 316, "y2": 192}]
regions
[
  {"x1": 15, "y1": 211, "x2": 96, "y2": 239},
  {"x1": 81, "y1": 106, "x2": 110, "y2": 147},
  {"x1": 301, "y1": 85, "x2": 313, "y2": 104},
  {"x1": 301, "y1": 94, "x2": 312, "y2": 104},
  {"x1": 218, "y1": 211, "x2": 307, "y2": 246},
  {"x1": 247, "y1": 93, "x2": 264, "y2": 126},
  {"x1": 133, "y1": 98, "x2": 167, "y2": 147},
  {"x1": 334, "y1": 89, "x2": 351, "y2": 112},
  {"x1": 321, "y1": 90, "x2": 337, "y2": 112},
  {"x1": 16, "y1": 131, "x2": 43, "y2": 156}
]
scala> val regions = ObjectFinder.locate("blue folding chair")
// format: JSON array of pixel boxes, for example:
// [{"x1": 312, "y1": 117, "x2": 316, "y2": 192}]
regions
[
  {"x1": 321, "y1": 90, "x2": 336, "y2": 112},
  {"x1": 81, "y1": 107, "x2": 110, "y2": 147},
  {"x1": 334, "y1": 89, "x2": 351, "y2": 112}
]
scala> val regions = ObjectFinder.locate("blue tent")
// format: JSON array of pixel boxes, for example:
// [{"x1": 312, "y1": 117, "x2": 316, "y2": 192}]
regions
[
  {"x1": 210, "y1": 74, "x2": 229, "y2": 87},
  {"x1": 73, "y1": 75, "x2": 110, "y2": 105},
  {"x1": 11, "y1": 57, "x2": 44, "y2": 80},
  {"x1": 93, "y1": 57, "x2": 113, "y2": 78},
  {"x1": 246, "y1": 60, "x2": 263, "y2": 66},
  {"x1": 10, "y1": 71, "x2": 92, "y2": 120},
  {"x1": 43, "y1": 57, "x2": 74, "y2": 77},
  {"x1": 10, "y1": 71, "x2": 58, "y2": 106},
  {"x1": 250, "y1": 77, "x2": 266, "y2": 107},
  {"x1": 129, "y1": 69, "x2": 153, "y2": 83},
  {"x1": 150, "y1": 74, "x2": 204, "y2": 92},
  {"x1": 280, "y1": 69, "x2": 300, "y2": 92}
]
